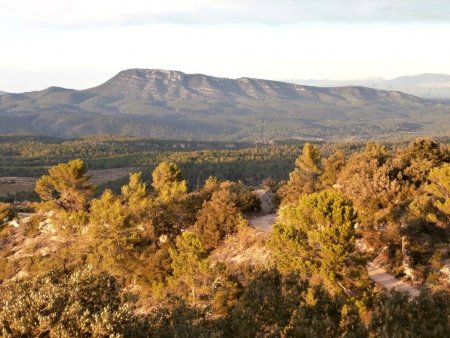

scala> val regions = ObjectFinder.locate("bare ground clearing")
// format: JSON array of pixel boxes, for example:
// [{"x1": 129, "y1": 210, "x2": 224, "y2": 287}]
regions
[
  {"x1": 0, "y1": 167, "x2": 142, "y2": 196},
  {"x1": 0, "y1": 177, "x2": 36, "y2": 195}
]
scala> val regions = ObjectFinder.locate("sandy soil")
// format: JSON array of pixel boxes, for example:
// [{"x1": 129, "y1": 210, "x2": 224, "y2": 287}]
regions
[
  {"x1": 248, "y1": 213, "x2": 276, "y2": 232},
  {"x1": 367, "y1": 262, "x2": 420, "y2": 297}
]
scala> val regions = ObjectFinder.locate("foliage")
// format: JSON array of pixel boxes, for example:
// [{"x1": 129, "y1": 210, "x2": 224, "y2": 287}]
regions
[
  {"x1": 151, "y1": 162, "x2": 188, "y2": 203},
  {"x1": 1, "y1": 138, "x2": 449, "y2": 335},
  {"x1": 337, "y1": 143, "x2": 400, "y2": 222},
  {"x1": 424, "y1": 163, "x2": 450, "y2": 228},
  {"x1": 168, "y1": 232, "x2": 210, "y2": 306},
  {"x1": 0, "y1": 269, "x2": 147, "y2": 337},
  {"x1": 369, "y1": 290, "x2": 450, "y2": 337},
  {"x1": 230, "y1": 269, "x2": 367, "y2": 338},
  {"x1": 0, "y1": 203, "x2": 15, "y2": 228},
  {"x1": 193, "y1": 189, "x2": 248, "y2": 250},
  {"x1": 278, "y1": 143, "x2": 323, "y2": 204},
  {"x1": 34, "y1": 159, "x2": 95, "y2": 212},
  {"x1": 295, "y1": 142, "x2": 321, "y2": 174},
  {"x1": 320, "y1": 150, "x2": 346, "y2": 188},
  {"x1": 394, "y1": 138, "x2": 449, "y2": 187},
  {"x1": 270, "y1": 190, "x2": 365, "y2": 291}
]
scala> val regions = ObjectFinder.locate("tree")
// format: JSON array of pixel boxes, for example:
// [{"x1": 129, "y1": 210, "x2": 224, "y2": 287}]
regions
[
  {"x1": 33, "y1": 160, "x2": 94, "y2": 272},
  {"x1": 168, "y1": 232, "x2": 210, "y2": 306},
  {"x1": 270, "y1": 190, "x2": 365, "y2": 291},
  {"x1": 151, "y1": 162, "x2": 188, "y2": 203},
  {"x1": 320, "y1": 150, "x2": 346, "y2": 188},
  {"x1": 231, "y1": 270, "x2": 367, "y2": 338},
  {"x1": 231, "y1": 269, "x2": 295, "y2": 337},
  {"x1": 87, "y1": 189, "x2": 141, "y2": 279},
  {"x1": 394, "y1": 138, "x2": 449, "y2": 187},
  {"x1": 121, "y1": 172, "x2": 149, "y2": 210},
  {"x1": 278, "y1": 143, "x2": 322, "y2": 205},
  {"x1": 337, "y1": 145, "x2": 400, "y2": 222},
  {"x1": 424, "y1": 163, "x2": 450, "y2": 227},
  {"x1": 282, "y1": 285, "x2": 367, "y2": 338},
  {"x1": 34, "y1": 159, "x2": 95, "y2": 212},
  {"x1": 295, "y1": 142, "x2": 321, "y2": 174},
  {"x1": 121, "y1": 172, "x2": 152, "y2": 228},
  {"x1": 193, "y1": 189, "x2": 248, "y2": 250}
]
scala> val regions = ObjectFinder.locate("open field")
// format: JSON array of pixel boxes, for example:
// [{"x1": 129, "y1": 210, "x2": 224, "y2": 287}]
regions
[
  {"x1": 0, "y1": 167, "x2": 142, "y2": 196},
  {"x1": 89, "y1": 167, "x2": 142, "y2": 184},
  {"x1": 0, "y1": 177, "x2": 36, "y2": 196}
]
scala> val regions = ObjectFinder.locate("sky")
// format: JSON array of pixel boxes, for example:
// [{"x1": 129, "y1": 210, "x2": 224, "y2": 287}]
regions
[{"x1": 1, "y1": 0, "x2": 450, "y2": 92}]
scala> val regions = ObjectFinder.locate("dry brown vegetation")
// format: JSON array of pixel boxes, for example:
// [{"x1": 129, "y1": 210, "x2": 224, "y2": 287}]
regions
[{"x1": 210, "y1": 227, "x2": 271, "y2": 270}]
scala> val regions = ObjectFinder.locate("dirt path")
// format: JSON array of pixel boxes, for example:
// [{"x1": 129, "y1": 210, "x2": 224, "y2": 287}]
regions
[
  {"x1": 367, "y1": 262, "x2": 420, "y2": 297},
  {"x1": 248, "y1": 213, "x2": 421, "y2": 297},
  {"x1": 248, "y1": 214, "x2": 277, "y2": 232}
]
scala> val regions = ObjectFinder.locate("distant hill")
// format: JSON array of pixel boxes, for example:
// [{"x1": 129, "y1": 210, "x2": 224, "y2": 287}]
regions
[
  {"x1": 0, "y1": 69, "x2": 449, "y2": 140},
  {"x1": 292, "y1": 73, "x2": 450, "y2": 100}
]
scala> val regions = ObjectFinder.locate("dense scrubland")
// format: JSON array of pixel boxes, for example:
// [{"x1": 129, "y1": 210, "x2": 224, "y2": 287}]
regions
[{"x1": 0, "y1": 137, "x2": 449, "y2": 337}]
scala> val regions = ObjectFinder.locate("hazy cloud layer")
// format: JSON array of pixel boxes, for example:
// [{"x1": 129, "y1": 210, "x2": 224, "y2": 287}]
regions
[
  {"x1": 1, "y1": 0, "x2": 449, "y2": 91},
  {"x1": 1, "y1": 0, "x2": 450, "y2": 28}
]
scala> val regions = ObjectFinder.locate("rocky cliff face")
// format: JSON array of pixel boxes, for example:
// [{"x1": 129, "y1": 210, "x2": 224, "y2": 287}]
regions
[{"x1": 88, "y1": 68, "x2": 424, "y2": 104}]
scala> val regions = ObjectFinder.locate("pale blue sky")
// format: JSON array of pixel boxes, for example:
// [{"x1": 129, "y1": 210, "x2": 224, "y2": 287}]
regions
[{"x1": 1, "y1": 0, "x2": 449, "y2": 92}]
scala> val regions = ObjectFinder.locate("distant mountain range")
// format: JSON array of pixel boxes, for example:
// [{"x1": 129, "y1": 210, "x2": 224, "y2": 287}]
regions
[
  {"x1": 290, "y1": 74, "x2": 450, "y2": 100},
  {"x1": 0, "y1": 69, "x2": 449, "y2": 141}
]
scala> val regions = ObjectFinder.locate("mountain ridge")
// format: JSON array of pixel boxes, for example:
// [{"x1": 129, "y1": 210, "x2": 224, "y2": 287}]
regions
[
  {"x1": 0, "y1": 69, "x2": 448, "y2": 140},
  {"x1": 291, "y1": 73, "x2": 450, "y2": 99}
]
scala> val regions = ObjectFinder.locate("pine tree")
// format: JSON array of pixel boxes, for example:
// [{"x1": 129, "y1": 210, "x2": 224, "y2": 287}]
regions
[
  {"x1": 193, "y1": 189, "x2": 247, "y2": 250},
  {"x1": 424, "y1": 163, "x2": 450, "y2": 228},
  {"x1": 270, "y1": 190, "x2": 364, "y2": 291},
  {"x1": 168, "y1": 232, "x2": 210, "y2": 306},
  {"x1": 34, "y1": 159, "x2": 95, "y2": 212},
  {"x1": 279, "y1": 143, "x2": 322, "y2": 204},
  {"x1": 151, "y1": 162, "x2": 188, "y2": 203},
  {"x1": 295, "y1": 142, "x2": 321, "y2": 174}
]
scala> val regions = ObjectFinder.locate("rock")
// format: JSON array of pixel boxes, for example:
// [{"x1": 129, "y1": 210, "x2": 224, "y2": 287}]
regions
[
  {"x1": 159, "y1": 234, "x2": 168, "y2": 244},
  {"x1": 8, "y1": 219, "x2": 20, "y2": 228},
  {"x1": 440, "y1": 259, "x2": 450, "y2": 284},
  {"x1": 402, "y1": 236, "x2": 415, "y2": 279},
  {"x1": 254, "y1": 189, "x2": 276, "y2": 214},
  {"x1": 355, "y1": 238, "x2": 375, "y2": 253}
]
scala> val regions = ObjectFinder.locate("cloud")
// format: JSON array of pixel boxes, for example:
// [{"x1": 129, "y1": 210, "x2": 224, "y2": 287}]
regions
[{"x1": 1, "y1": 0, "x2": 450, "y2": 28}]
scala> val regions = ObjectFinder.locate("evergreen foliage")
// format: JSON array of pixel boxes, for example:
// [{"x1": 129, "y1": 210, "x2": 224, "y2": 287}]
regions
[
  {"x1": 34, "y1": 159, "x2": 95, "y2": 212},
  {"x1": 270, "y1": 190, "x2": 366, "y2": 291},
  {"x1": 193, "y1": 189, "x2": 248, "y2": 251},
  {"x1": 0, "y1": 137, "x2": 449, "y2": 336}
]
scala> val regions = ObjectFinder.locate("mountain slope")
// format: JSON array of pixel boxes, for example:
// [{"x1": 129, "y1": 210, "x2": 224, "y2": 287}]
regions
[{"x1": 0, "y1": 69, "x2": 449, "y2": 140}]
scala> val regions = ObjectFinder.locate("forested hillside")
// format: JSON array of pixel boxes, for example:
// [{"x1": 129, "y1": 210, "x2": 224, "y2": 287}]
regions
[{"x1": 0, "y1": 138, "x2": 449, "y2": 336}]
